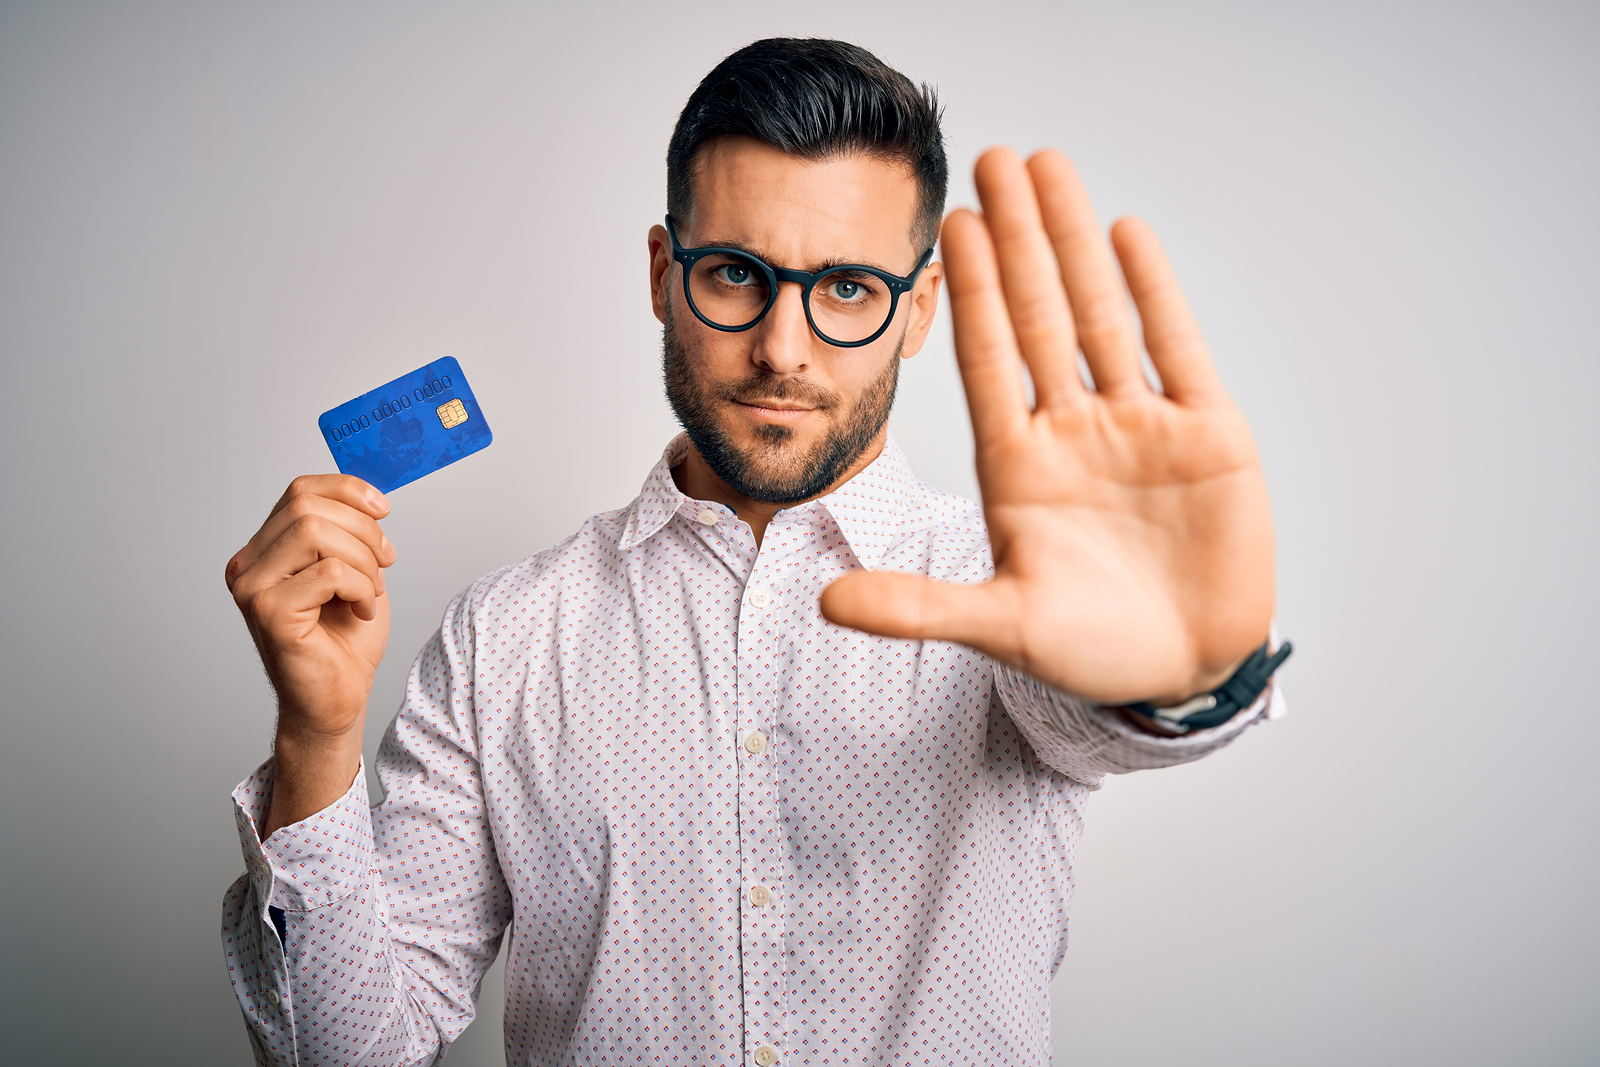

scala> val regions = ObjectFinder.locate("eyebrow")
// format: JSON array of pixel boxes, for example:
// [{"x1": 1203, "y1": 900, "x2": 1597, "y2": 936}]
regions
[{"x1": 695, "y1": 236, "x2": 907, "y2": 276}]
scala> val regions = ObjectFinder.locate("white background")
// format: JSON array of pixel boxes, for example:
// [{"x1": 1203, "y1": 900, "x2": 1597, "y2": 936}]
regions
[{"x1": 1, "y1": 2, "x2": 1595, "y2": 1063}]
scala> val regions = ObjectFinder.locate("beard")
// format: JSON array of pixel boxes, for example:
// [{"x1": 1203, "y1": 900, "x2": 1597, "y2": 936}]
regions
[{"x1": 662, "y1": 303, "x2": 902, "y2": 505}]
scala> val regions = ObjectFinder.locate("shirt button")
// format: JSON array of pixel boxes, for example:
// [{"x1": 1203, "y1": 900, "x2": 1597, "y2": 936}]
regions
[
  {"x1": 748, "y1": 884, "x2": 772, "y2": 907},
  {"x1": 696, "y1": 506, "x2": 718, "y2": 525},
  {"x1": 747, "y1": 586, "x2": 771, "y2": 609},
  {"x1": 265, "y1": 988, "x2": 281, "y2": 1006},
  {"x1": 754, "y1": 1046, "x2": 779, "y2": 1067},
  {"x1": 743, "y1": 731, "x2": 768, "y2": 755}
]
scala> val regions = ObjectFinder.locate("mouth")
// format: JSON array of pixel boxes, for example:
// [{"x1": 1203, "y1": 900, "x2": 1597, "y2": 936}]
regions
[{"x1": 733, "y1": 399, "x2": 818, "y2": 422}]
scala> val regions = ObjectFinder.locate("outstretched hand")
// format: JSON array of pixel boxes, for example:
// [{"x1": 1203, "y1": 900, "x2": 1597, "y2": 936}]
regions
[{"x1": 820, "y1": 148, "x2": 1274, "y2": 704}]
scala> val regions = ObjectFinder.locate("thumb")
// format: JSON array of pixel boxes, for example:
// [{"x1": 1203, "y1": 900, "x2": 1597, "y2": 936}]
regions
[{"x1": 819, "y1": 570, "x2": 1014, "y2": 653}]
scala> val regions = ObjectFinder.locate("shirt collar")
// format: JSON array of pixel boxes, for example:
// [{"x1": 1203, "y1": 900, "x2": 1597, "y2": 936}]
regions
[
  {"x1": 616, "y1": 435, "x2": 696, "y2": 552},
  {"x1": 812, "y1": 435, "x2": 933, "y2": 570},
  {"x1": 617, "y1": 433, "x2": 934, "y2": 569}
]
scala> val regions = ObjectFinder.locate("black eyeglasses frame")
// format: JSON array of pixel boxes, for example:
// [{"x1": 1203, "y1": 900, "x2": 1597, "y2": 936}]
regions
[{"x1": 665, "y1": 215, "x2": 934, "y2": 349}]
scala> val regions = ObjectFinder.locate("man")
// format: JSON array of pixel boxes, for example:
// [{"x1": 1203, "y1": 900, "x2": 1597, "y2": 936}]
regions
[{"x1": 223, "y1": 38, "x2": 1284, "y2": 1066}]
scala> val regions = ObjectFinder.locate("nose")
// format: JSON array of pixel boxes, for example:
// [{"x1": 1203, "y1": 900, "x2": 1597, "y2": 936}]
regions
[{"x1": 750, "y1": 280, "x2": 814, "y2": 375}]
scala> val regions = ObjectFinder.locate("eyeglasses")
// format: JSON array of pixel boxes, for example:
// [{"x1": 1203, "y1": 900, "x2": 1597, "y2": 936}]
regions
[{"x1": 666, "y1": 215, "x2": 934, "y2": 348}]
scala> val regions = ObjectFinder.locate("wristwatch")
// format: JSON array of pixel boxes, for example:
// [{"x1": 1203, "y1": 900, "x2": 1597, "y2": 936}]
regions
[{"x1": 1118, "y1": 640, "x2": 1293, "y2": 736}]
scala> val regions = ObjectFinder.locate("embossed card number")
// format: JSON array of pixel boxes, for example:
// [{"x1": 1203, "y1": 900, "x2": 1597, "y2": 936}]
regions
[{"x1": 317, "y1": 356, "x2": 493, "y2": 493}]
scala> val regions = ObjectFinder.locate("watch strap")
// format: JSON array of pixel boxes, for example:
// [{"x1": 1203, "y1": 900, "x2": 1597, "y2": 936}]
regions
[{"x1": 1126, "y1": 640, "x2": 1293, "y2": 733}]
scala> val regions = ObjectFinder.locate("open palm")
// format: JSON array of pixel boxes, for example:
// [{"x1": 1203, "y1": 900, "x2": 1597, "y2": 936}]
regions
[{"x1": 821, "y1": 148, "x2": 1274, "y2": 704}]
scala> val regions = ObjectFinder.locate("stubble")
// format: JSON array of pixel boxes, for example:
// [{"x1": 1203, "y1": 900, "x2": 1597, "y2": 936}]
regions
[{"x1": 661, "y1": 303, "x2": 902, "y2": 504}]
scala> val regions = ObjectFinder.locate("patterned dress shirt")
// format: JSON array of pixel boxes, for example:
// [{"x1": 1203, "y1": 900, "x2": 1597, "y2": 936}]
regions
[{"x1": 222, "y1": 434, "x2": 1281, "y2": 1066}]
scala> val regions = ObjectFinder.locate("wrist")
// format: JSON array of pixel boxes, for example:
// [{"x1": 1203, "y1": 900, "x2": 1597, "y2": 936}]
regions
[
  {"x1": 1112, "y1": 639, "x2": 1292, "y2": 736},
  {"x1": 263, "y1": 719, "x2": 364, "y2": 838},
  {"x1": 1140, "y1": 651, "x2": 1254, "y2": 711},
  {"x1": 273, "y1": 711, "x2": 365, "y2": 755}
]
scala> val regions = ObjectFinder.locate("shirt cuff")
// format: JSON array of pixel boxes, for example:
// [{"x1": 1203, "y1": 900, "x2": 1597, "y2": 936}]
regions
[
  {"x1": 994, "y1": 663, "x2": 1283, "y2": 785},
  {"x1": 231, "y1": 756, "x2": 375, "y2": 913}
]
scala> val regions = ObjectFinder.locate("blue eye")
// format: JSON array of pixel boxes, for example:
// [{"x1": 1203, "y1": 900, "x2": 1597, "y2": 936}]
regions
[
  {"x1": 715, "y1": 264, "x2": 755, "y2": 286},
  {"x1": 824, "y1": 277, "x2": 875, "y2": 304}
]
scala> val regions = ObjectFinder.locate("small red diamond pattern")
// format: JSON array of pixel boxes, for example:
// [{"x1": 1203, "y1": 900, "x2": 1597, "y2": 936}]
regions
[{"x1": 223, "y1": 434, "x2": 1277, "y2": 1067}]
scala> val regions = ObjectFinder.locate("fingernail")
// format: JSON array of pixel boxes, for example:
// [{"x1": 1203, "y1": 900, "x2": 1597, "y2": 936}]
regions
[
  {"x1": 381, "y1": 536, "x2": 396, "y2": 563},
  {"x1": 368, "y1": 490, "x2": 390, "y2": 514},
  {"x1": 376, "y1": 568, "x2": 386, "y2": 594}
]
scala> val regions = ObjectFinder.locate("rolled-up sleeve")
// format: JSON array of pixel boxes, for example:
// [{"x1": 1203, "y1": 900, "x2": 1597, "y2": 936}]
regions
[{"x1": 994, "y1": 661, "x2": 1286, "y2": 788}]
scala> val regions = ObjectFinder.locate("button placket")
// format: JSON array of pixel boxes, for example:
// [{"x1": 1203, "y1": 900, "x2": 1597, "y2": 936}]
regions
[{"x1": 734, "y1": 527, "x2": 790, "y2": 1057}]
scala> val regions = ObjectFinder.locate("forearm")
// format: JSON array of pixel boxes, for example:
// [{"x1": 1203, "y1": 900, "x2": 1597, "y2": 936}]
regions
[
  {"x1": 227, "y1": 757, "x2": 419, "y2": 1065},
  {"x1": 227, "y1": 755, "x2": 471, "y2": 1066},
  {"x1": 263, "y1": 717, "x2": 364, "y2": 838},
  {"x1": 228, "y1": 590, "x2": 509, "y2": 1064}
]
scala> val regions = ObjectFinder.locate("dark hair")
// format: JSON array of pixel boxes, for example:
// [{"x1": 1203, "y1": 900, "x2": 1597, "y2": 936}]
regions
[{"x1": 667, "y1": 38, "x2": 947, "y2": 253}]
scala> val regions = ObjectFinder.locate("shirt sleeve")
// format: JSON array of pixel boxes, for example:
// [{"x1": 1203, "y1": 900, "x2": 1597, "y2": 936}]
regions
[
  {"x1": 992, "y1": 659, "x2": 1286, "y2": 788},
  {"x1": 220, "y1": 591, "x2": 513, "y2": 1066}
]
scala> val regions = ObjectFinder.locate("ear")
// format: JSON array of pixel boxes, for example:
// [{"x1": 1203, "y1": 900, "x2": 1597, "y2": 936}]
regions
[
  {"x1": 896, "y1": 260, "x2": 944, "y2": 360},
  {"x1": 648, "y1": 223, "x2": 672, "y2": 325}
]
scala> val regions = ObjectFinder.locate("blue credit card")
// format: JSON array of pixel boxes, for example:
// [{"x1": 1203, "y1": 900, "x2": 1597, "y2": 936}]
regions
[{"x1": 318, "y1": 357, "x2": 493, "y2": 493}]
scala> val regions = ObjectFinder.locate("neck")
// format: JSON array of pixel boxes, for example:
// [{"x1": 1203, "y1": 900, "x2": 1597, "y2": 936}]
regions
[{"x1": 671, "y1": 430, "x2": 888, "y2": 546}]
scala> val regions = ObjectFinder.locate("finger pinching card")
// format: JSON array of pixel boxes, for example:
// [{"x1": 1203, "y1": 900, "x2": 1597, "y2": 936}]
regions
[{"x1": 318, "y1": 357, "x2": 493, "y2": 493}]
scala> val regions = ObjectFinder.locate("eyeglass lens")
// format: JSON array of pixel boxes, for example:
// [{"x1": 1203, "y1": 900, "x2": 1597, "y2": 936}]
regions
[{"x1": 687, "y1": 252, "x2": 895, "y2": 344}]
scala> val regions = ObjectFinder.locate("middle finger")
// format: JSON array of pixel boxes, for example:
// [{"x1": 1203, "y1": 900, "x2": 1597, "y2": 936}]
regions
[
  {"x1": 1027, "y1": 150, "x2": 1145, "y2": 396},
  {"x1": 251, "y1": 512, "x2": 388, "y2": 596},
  {"x1": 238, "y1": 494, "x2": 393, "y2": 582}
]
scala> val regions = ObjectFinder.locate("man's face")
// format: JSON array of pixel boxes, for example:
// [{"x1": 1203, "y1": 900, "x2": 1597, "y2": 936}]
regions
[{"x1": 649, "y1": 137, "x2": 943, "y2": 504}]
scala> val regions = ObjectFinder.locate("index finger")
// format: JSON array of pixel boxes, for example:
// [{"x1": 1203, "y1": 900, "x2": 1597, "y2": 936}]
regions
[
  {"x1": 268, "y1": 474, "x2": 389, "y2": 524},
  {"x1": 228, "y1": 476, "x2": 394, "y2": 593}
]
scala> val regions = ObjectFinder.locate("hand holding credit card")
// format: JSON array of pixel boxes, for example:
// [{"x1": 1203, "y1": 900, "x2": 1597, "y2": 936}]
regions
[{"x1": 318, "y1": 357, "x2": 493, "y2": 493}]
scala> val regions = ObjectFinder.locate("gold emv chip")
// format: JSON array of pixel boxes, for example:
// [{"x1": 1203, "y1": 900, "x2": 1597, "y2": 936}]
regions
[{"x1": 436, "y1": 398, "x2": 469, "y2": 429}]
